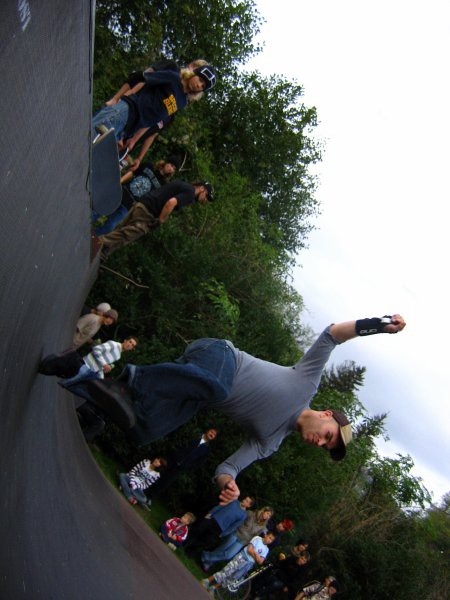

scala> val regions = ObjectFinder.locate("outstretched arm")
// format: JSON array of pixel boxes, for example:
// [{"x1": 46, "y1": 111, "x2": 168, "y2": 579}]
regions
[{"x1": 330, "y1": 313, "x2": 406, "y2": 343}]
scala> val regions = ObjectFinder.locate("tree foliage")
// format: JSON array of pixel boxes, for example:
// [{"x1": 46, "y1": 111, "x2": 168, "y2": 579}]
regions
[{"x1": 89, "y1": 2, "x2": 446, "y2": 597}]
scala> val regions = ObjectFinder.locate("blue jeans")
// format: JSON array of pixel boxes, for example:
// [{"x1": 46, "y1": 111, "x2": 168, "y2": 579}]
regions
[
  {"x1": 160, "y1": 526, "x2": 183, "y2": 548},
  {"x1": 118, "y1": 473, "x2": 148, "y2": 504},
  {"x1": 94, "y1": 205, "x2": 129, "y2": 235},
  {"x1": 128, "y1": 339, "x2": 236, "y2": 446},
  {"x1": 92, "y1": 100, "x2": 130, "y2": 141},
  {"x1": 202, "y1": 533, "x2": 244, "y2": 567},
  {"x1": 59, "y1": 364, "x2": 99, "y2": 388}
]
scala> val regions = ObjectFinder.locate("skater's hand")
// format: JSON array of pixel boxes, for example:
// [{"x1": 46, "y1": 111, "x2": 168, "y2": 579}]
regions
[
  {"x1": 218, "y1": 477, "x2": 240, "y2": 505},
  {"x1": 103, "y1": 364, "x2": 112, "y2": 374},
  {"x1": 105, "y1": 98, "x2": 118, "y2": 106},
  {"x1": 384, "y1": 314, "x2": 406, "y2": 334}
]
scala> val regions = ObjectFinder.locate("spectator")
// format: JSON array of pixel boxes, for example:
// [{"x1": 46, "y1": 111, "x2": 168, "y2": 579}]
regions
[
  {"x1": 202, "y1": 532, "x2": 276, "y2": 593},
  {"x1": 60, "y1": 337, "x2": 138, "y2": 388},
  {"x1": 265, "y1": 518, "x2": 295, "y2": 551},
  {"x1": 253, "y1": 550, "x2": 311, "y2": 600},
  {"x1": 183, "y1": 495, "x2": 255, "y2": 557},
  {"x1": 119, "y1": 456, "x2": 167, "y2": 506},
  {"x1": 295, "y1": 576, "x2": 340, "y2": 599},
  {"x1": 148, "y1": 428, "x2": 218, "y2": 503},
  {"x1": 94, "y1": 154, "x2": 182, "y2": 236},
  {"x1": 99, "y1": 180, "x2": 214, "y2": 259},
  {"x1": 201, "y1": 507, "x2": 274, "y2": 570},
  {"x1": 38, "y1": 335, "x2": 133, "y2": 382},
  {"x1": 73, "y1": 309, "x2": 118, "y2": 349},
  {"x1": 160, "y1": 512, "x2": 196, "y2": 550}
]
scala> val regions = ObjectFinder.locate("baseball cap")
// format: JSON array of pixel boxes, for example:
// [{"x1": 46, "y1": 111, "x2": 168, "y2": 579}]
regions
[
  {"x1": 166, "y1": 154, "x2": 182, "y2": 170},
  {"x1": 194, "y1": 65, "x2": 217, "y2": 91},
  {"x1": 104, "y1": 309, "x2": 118, "y2": 323},
  {"x1": 281, "y1": 519, "x2": 294, "y2": 531},
  {"x1": 195, "y1": 181, "x2": 214, "y2": 201},
  {"x1": 329, "y1": 410, "x2": 352, "y2": 461}
]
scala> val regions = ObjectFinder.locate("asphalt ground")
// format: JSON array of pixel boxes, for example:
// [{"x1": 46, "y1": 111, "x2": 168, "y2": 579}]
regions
[{"x1": 0, "y1": 2, "x2": 208, "y2": 597}]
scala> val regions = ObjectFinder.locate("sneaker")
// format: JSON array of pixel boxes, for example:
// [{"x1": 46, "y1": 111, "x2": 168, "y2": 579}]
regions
[
  {"x1": 201, "y1": 579, "x2": 212, "y2": 591},
  {"x1": 128, "y1": 498, "x2": 137, "y2": 505},
  {"x1": 167, "y1": 542, "x2": 177, "y2": 551},
  {"x1": 201, "y1": 561, "x2": 210, "y2": 573}
]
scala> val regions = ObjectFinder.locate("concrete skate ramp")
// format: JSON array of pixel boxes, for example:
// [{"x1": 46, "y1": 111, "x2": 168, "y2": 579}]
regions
[{"x1": 0, "y1": 2, "x2": 207, "y2": 598}]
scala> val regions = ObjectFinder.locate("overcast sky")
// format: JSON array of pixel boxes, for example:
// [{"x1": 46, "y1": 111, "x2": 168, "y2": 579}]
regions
[{"x1": 246, "y1": 0, "x2": 449, "y2": 504}]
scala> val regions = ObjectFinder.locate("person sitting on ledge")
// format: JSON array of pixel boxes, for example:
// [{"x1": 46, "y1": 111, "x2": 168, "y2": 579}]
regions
[
  {"x1": 93, "y1": 154, "x2": 182, "y2": 236},
  {"x1": 39, "y1": 337, "x2": 137, "y2": 383},
  {"x1": 98, "y1": 179, "x2": 214, "y2": 259}
]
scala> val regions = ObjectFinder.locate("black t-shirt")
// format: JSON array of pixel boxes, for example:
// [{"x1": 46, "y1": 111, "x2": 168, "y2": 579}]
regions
[
  {"x1": 123, "y1": 60, "x2": 179, "y2": 140},
  {"x1": 123, "y1": 162, "x2": 166, "y2": 208},
  {"x1": 139, "y1": 180, "x2": 196, "y2": 217},
  {"x1": 276, "y1": 558, "x2": 309, "y2": 593}
]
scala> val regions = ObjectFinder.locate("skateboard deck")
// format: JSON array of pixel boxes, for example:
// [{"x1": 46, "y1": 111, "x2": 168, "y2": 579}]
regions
[{"x1": 91, "y1": 128, "x2": 122, "y2": 215}]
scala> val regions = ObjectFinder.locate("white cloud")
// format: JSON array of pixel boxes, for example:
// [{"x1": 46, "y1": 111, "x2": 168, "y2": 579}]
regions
[{"x1": 248, "y1": 0, "x2": 450, "y2": 502}]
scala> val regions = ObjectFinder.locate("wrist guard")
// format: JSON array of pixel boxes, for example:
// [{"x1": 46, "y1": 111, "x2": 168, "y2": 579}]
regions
[{"x1": 356, "y1": 315, "x2": 392, "y2": 336}]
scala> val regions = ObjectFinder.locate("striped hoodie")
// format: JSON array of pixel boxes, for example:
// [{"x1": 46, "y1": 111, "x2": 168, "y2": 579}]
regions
[{"x1": 83, "y1": 340, "x2": 122, "y2": 378}]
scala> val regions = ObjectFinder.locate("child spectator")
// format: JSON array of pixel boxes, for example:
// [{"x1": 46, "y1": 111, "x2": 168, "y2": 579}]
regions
[
  {"x1": 160, "y1": 512, "x2": 196, "y2": 550},
  {"x1": 119, "y1": 457, "x2": 167, "y2": 506},
  {"x1": 202, "y1": 531, "x2": 276, "y2": 593},
  {"x1": 295, "y1": 576, "x2": 340, "y2": 599}
]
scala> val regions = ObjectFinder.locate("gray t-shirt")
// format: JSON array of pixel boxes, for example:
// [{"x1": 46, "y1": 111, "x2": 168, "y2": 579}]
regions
[{"x1": 214, "y1": 327, "x2": 339, "y2": 479}]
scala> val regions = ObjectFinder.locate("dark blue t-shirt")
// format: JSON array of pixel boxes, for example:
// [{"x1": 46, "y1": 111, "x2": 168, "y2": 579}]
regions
[{"x1": 123, "y1": 70, "x2": 188, "y2": 136}]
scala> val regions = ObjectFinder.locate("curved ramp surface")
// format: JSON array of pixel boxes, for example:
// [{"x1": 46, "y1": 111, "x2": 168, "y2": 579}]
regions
[{"x1": 0, "y1": 2, "x2": 208, "y2": 598}]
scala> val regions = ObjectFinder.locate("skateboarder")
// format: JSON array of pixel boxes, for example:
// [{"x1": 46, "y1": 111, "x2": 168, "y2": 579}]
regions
[{"x1": 89, "y1": 313, "x2": 406, "y2": 505}]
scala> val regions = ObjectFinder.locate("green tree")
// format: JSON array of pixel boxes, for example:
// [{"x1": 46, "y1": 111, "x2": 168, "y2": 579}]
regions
[
  {"x1": 202, "y1": 71, "x2": 321, "y2": 255},
  {"x1": 93, "y1": 0, "x2": 263, "y2": 107}
]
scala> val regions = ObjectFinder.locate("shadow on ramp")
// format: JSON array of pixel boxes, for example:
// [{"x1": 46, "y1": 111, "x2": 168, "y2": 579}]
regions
[{"x1": 0, "y1": 2, "x2": 208, "y2": 598}]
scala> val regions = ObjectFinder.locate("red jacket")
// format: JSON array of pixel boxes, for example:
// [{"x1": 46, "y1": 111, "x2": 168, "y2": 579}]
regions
[{"x1": 164, "y1": 518, "x2": 189, "y2": 543}]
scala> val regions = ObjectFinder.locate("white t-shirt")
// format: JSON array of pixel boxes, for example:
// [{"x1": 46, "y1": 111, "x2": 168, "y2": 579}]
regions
[{"x1": 243, "y1": 536, "x2": 269, "y2": 564}]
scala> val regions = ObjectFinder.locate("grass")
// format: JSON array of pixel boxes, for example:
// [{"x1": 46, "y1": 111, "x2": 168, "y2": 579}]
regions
[{"x1": 89, "y1": 444, "x2": 206, "y2": 580}]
